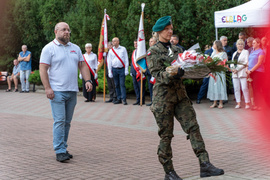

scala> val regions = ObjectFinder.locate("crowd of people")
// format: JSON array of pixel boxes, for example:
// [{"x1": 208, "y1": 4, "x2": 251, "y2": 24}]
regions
[
  {"x1": 81, "y1": 33, "x2": 196, "y2": 107},
  {"x1": 82, "y1": 35, "x2": 159, "y2": 106},
  {"x1": 7, "y1": 32, "x2": 267, "y2": 112},
  {"x1": 76, "y1": 31, "x2": 267, "y2": 112},
  {"x1": 196, "y1": 32, "x2": 267, "y2": 110}
]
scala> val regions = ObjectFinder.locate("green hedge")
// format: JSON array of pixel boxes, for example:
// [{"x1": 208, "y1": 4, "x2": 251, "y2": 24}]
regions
[
  {"x1": 0, "y1": 55, "x2": 15, "y2": 73},
  {"x1": 28, "y1": 70, "x2": 42, "y2": 85},
  {"x1": 30, "y1": 67, "x2": 134, "y2": 94},
  {"x1": 28, "y1": 67, "x2": 209, "y2": 95},
  {"x1": 96, "y1": 66, "x2": 134, "y2": 94}
]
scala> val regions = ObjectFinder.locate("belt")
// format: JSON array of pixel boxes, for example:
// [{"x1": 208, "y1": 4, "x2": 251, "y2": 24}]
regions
[{"x1": 112, "y1": 67, "x2": 124, "y2": 69}]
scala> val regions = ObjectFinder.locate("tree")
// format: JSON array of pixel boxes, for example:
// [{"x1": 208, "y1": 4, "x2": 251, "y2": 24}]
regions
[
  {"x1": 174, "y1": 0, "x2": 198, "y2": 49},
  {"x1": 124, "y1": 0, "x2": 177, "y2": 53},
  {"x1": 0, "y1": 0, "x2": 259, "y2": 72},
  {"x1": 11, "y1": 0, "x2": 45, "y2": 69},
  {"x1": 63, "y1": 0, "x2": 100, "y2": 51},
  {"x1": 196, "y1": 0, "x2": 250, "y2": 50}
]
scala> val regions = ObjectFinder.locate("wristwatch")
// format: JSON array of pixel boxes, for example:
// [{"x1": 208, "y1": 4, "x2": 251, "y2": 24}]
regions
[{"x1": 85, "y1": 80, "x2": 93, "y2": 84}]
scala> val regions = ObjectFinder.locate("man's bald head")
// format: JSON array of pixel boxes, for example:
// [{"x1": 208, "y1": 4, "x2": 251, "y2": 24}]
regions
[
  {"x1": 55, "y1": 22, "x2": 69, "y2": 31},
  {"x1": 54, "y1": 22, "x2": 70, "y2": 45},
  {"x1": 112, "y1": 37, "x2": 120, "y2": 47},
  {"x1": 112, "y1": 37, "x2": 119, "y2": 42}
]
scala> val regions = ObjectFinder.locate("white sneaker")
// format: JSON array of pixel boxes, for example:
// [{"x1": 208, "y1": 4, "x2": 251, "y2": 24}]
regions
[
  {"x1": 235, "y1": 105, "x2": 241, "y2": 109},
  {"x1": 245, "y1": 105, "x2": 250, "y2": 109}
]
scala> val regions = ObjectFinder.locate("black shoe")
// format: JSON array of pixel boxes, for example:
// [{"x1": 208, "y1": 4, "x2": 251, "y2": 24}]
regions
[
  {"x1": 164, "y1": 171, "x2": 182, "y2": 180},
  {"x1": 123, "y1": 99, "x2": 128, "y2": 105},
  {"x1": 56, "y1": 153, "x2": 70, "y2": 162},
  {"x1": 20, "y1": 91, "x2": 25, "y2": 93},
  {"x1": 196, "y1": 99, "x2": 201, "y2": 104},
  {"x1": 66, "y1": 151, "x2": 73, "y2": 159},
  {"x1": 146, "y1": 102, "x2": 152, "y2": 106},
  {"x1": 85, "y1": 99, "x2": 91, "y2": 102},
  {"x1": 133, "y1": 102, "x2": 139, "y2": 105},
  {"x1": 25, "y1": 91, "x2": 29, "y2": 93},
  {"x1": 200, "y1": 162, "x2": 224, "y2": 178},
  {"x1": 114, "y1": 99, "x2": 122, "y2": 104},
  {"x1": 105, "y1": 99, "x2": 113, "y2": 103}
]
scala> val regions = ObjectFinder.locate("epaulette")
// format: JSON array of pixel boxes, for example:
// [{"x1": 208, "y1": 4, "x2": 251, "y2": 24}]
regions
[{"x1": 147, "y1": 44, "x2": 158, "y2": 56}]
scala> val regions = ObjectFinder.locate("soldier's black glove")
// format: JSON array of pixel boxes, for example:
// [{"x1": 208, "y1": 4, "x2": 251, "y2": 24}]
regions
[{"x1": 173, "y1": 68, "x2": 185, "y2": 79}]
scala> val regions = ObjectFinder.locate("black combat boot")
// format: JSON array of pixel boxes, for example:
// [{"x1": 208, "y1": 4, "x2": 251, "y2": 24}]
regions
[
  {"x1": 200, "y1": 162, "x2": 224, "y2": 178},
  {"x1": 164, "y1": 170, "x2": 183, "y2": 180}
]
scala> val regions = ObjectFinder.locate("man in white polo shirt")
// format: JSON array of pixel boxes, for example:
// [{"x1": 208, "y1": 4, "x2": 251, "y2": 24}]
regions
[{"x1": 39, "y1": 22, "x2": 93, "y2": 163}]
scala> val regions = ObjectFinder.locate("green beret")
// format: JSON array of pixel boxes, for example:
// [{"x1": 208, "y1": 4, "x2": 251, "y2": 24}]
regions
[{"x1": 152, "y1": 16, "x2": 172, "y2": 32}]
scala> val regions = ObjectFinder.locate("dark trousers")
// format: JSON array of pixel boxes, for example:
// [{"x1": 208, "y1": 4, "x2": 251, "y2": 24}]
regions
[
  {"x1": 112, "y1": 67, "x2": 126, "y2": 100},
  {"x1": 106, "y1": 67, "x2": 116, "y2": 100},
  {"x1": 132, "y1": 74, "x2": 146, "y2": 103},
  {"x1": 151, "y1": 98, "x2": 209, "y2": 173},
  {"x1": 82, "y1": 74, "x2": 96, "y2": 101},
  {"x1": 226, "y1": 71, "x2": 232, "y2": 95},
  {"x1": 147, "y1": 74, "x2": 153, "y2": 101},
  {"x1": 197, "y1": 77, "x2": 209, "y2": 100}
]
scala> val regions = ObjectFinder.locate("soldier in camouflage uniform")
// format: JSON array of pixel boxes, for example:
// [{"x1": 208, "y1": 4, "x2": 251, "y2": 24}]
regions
[{"x1": 147, "y1": 16, "x2": 224, "y2": 180}]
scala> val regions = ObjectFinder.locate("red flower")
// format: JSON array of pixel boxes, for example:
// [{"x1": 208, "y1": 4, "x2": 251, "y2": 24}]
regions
[{"x1": 204, "y1": 56, "x2": 213, "y2": 63}]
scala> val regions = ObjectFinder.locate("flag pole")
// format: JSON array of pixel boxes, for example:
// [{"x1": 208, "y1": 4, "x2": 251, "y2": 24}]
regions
[
  {"x1": 103, "y1": 9, "x2": 107, "y2": 102},
  {"x1": 140, "y1": 3, "x2": 145, "y2": 107},
  {"x1": 140, "y1": 70, "x2": 143, "y2": 106},
  {"x1": 103, "y1": 56, "x2": 106, "y2": 102}
]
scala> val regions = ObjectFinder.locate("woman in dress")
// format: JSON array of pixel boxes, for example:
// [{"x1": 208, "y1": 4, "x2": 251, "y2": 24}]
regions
[
  {"x1": 83, "y1": 43, "x2": 98, "y2": 102},
  {"x1": 230, "y1": 39, "x2": 250, "y2": 109},
  {"x1": 207, "y1": 40, "x2": 228, "y2": 109},
  {"x1": 246, "y1": 38, "x2": 265, "y2": 110}
]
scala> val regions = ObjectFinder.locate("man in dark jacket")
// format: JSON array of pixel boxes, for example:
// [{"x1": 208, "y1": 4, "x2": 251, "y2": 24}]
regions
[
  {"x1": 220, "y1": 36, "x2": 233, "y2": 61},
  {"x1": 170, "y1": 34, "x2": 185, "y2": 51}
]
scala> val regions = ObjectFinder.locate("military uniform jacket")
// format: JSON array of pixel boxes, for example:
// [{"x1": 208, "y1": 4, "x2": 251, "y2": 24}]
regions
[{"x1": 147, "y1": 42, "x2": 188, "y2": 103}]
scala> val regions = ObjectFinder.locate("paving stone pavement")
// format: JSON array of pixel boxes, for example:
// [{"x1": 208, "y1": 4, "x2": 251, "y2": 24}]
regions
[{"x1": 0, "y1": 90, "x2": 270, "y2": 180}]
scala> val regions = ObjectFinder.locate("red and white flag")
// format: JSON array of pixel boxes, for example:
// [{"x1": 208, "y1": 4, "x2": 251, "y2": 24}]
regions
[
  {"x1": 97, "y1": 11, "x2": 110, "y2": 71},
  {"x1": 135, "y1": 3, "x2": 147, "y2": 73}
]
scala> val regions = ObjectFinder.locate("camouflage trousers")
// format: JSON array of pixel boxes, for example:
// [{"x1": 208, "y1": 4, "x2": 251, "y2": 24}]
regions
[{"x1": 151, "y1": 98, "x2": 209, "y2": 173}]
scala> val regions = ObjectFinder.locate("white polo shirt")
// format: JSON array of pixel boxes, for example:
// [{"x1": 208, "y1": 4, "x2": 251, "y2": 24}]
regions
[{"x1": 40, "y1": 39, "x2": 84, "y2": 92}]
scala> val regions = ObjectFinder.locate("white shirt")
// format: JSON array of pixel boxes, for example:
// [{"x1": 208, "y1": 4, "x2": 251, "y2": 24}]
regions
[
  {"x1": 84, "y1": 52, "x2": 97, "y2": 71},
  {"x1": 107, "y1": 45, "x2": 129, "y2": 76},
  {"x1": 231, "y1": 49, "x2": 249, "y2": 78},
  {"x1": 40, "y1": 39, "x2": 84, "y2": 92}
]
